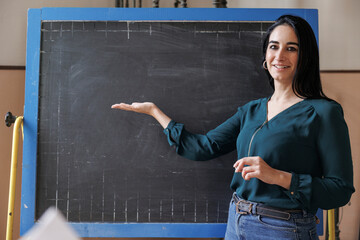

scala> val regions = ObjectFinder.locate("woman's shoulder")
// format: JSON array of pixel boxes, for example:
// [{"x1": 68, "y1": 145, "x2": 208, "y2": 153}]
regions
[{"x1": 305, "y1": 98, "x2": 344, "y2": 118}]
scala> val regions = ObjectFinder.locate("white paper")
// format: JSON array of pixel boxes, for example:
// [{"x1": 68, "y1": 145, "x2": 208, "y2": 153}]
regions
[{"x1": 20, "y1": 207, "x2": 81, "y2": 240}]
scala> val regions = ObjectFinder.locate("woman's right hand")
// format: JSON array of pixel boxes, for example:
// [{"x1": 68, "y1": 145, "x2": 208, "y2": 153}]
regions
[
  {"x1": 111, "y1": 102, "x2": 172, "y2": 129},
  {"x1": 111, "y1": 102, "x2": 156, "y2": 116}
]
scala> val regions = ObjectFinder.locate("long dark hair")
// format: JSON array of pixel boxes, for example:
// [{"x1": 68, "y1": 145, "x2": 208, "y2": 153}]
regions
[{"x1": 262, "y1": 15, "x2": 329, "y2": 100}]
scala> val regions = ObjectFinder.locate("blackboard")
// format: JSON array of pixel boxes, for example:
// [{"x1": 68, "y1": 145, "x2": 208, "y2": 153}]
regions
[
  {"x1": 21, "y1": 8, "x2": 319, "y2": 238},
  {"x1": 37, "y1": 20, "x2": 272, "y2": 222}
]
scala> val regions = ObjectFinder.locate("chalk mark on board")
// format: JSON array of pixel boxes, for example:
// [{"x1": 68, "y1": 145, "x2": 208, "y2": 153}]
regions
[
  {"x1": 171, "y1": 185, "x2": 174, "y2": 222},
  {"x1": 78, "y1": 202, "x2": 81, "y2": 222},
  {"x1": 105, "y1": 21, "x2": 108, "y2": 39},
  {"x1": 137, "y1": 192, "x2": 140, "y2": 222},
  {"x1": 113, "y1": 192, "x2": 116, "y2": 222},
  {"x1": 66, "y1": 167, "x2": 70, "y2": 220},
  {"x1": 102, "y1": 170, "x2": 105, "y2": 222},
  {"x1": 217, "y1": 201, "x2": 220, "y2": 223},
  {"x1": 159, "y1": 200, "x2": 162, "y2": 220},
  {"x1": 125, "y1": 199, "x2": 128, "y2": 222},
  {"x1": 55, "y1": 72, "x2": 62, "y2": 211},
  {"x1": 90, "y1": 186, "x2": 94, "y2": 221},
  {"x1": 60, "y1": 23, "x2": 63, "y2": 38},
  {"x1": 127, "y1": 22, "x2": 130, "y2": 40},
  {"x1": 206, "y1": 199, "x2": 209, "y2": 222},
  {"x1": 148, "y1": 198, "x2": 151, "y2": 222},
  {"x1": 183, "y1": 203, "x2": 186, "y2": 221}
]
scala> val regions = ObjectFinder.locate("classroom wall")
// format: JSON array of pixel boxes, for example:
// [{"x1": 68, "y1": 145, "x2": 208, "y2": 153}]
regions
[
  {"x1": 236, "y1": 0, "x2": 360, "y2": 71},
  {"x1": 0, "y1": 69, "x2": 359, "y2": 240},
  {"x1": 0, "y1": 0, "x2": 359, "y2": 239},
  {"x1": 0, "y1": 0, "x2": 360, "y2": 70},
  {"x1": 321, "y1": 72, "x2": 360, "y2": 240},
  {"x1": 0, "y1": 69, "x2": 25, "y2": 240},
  {"x1": 0, "y1": 0, "x2": 114, "y2": 66},
  {"x1": 151, "y1": 0, "x2": 360, "y2": 71}
]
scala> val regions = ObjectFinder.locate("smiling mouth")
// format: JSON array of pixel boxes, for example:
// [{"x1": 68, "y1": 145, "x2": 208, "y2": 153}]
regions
[{"x1": 274, "y1": 65, "x2": 290, "y2": 69}]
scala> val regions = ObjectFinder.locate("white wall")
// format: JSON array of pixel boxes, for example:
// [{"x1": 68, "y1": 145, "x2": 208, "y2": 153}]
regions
[
  {"x1": 0, "y1": 0, "x2": 114, "y2": 67},
  {"x1": 152, "y1": 0, "x2": 360, "y2": 70},
  {"x1": 0, "y1": 0, "x2": 359, "y2": 67},
  {"x1": 230, "y1": 0, "x2": 360, "y2": 71}
]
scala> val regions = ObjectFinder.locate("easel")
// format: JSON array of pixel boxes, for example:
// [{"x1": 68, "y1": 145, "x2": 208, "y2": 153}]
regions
[
  {"x1": 5, "y1": 112, "x2": 23, "y2": 240},
  {"x1": 4, "y1": 109, "x2": 337, "y2": 240}
]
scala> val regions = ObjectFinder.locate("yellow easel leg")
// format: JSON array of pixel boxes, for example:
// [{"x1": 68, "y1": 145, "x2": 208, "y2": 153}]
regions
[
  {"x1": 6, "y1": 116, "x2": 23, "y2": 240},
  {"x1": 328, "y1": 209, "x2": 335, "y2": 240}
]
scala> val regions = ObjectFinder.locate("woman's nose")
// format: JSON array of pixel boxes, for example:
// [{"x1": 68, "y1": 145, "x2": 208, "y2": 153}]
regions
[{"x1": 275, "y1": 48, "x2": 286, "y2": 60}]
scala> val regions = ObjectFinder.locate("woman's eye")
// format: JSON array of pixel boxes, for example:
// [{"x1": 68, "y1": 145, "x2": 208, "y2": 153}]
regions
[
  {"x1": 269, "y1": 45, "x2": 278, "y2": 50},
  {"x1": 288, "y1": 47, "x2": 298, "y2": 52},
  {"x1": 268, "y1": 45, "x2": 298, "y2": 51}
]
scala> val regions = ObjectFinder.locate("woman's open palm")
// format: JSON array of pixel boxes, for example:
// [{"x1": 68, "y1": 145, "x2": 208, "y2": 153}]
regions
[{"x1": 111, "y1": 102, "x2": 156, "y2": 115}]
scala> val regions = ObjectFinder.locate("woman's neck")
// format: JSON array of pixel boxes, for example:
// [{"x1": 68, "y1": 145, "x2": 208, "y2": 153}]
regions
[{"x1": 271, "y1": 82, "x2": 302, "y2": 103}]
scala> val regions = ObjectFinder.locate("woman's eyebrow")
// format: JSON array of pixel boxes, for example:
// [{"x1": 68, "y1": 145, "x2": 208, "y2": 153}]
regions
[
  {"x1": 287, "y1": 41, "x2": 299, "y2": 46},
  {"x1": 269, "y1": 40, "x2": 279, "y2": 44},
  {"x1": 269, "y1": 40, "x2": 299, "y2": 46}
]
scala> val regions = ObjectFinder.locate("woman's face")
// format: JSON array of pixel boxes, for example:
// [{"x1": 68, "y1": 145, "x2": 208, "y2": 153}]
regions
[{"x1": 265, "y1": 24, "x2": 299, "y2": 85}]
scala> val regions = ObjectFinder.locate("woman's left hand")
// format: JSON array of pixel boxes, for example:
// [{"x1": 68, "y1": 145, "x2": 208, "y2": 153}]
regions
[{"x1": 233, "y1": 156, "x2": 292, "y2": 189}]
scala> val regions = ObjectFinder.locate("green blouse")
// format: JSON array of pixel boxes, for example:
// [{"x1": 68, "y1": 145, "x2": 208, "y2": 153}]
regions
[{"x1": 164, "y1": 98, "x2": 355, "y2": 213}]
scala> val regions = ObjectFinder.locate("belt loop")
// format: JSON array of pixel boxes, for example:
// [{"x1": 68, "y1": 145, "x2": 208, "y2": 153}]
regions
[
  {"x1": 251, "y1": 202, "x2": 256, "y2": 215},
  {"x1": 248, "y1": 203, "x2": 253, "y2": 214},
  {"x1": 302, "y1": 209, "x2": 308, "y2": 217},
  {"x1": 232, "y1": 192, "x2": 238, "y2": 202},
  {"x1": 235, "y1": 202, "x2": 241, "y2": 214}
]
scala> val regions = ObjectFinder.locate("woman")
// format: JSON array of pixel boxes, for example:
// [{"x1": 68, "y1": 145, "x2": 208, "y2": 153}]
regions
[{"x1": 112, "y1": 15, "x2": 354, "y2": 239}]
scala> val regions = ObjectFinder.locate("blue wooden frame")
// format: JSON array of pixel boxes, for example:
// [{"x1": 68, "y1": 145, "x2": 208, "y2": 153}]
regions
[{"x1": 21, "y1": 8, "x2": 320, "y2": 238}]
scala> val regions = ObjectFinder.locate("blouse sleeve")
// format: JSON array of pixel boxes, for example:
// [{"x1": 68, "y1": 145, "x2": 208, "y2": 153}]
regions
[
  {"x1": 163, "y1": 108, "x2": 243, "y2": 161},
  {"x1": 285, "y1": 101, "x2": 355, "y2": 210}
]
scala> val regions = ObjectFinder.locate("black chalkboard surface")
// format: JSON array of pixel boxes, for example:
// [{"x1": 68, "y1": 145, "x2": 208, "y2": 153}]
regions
[{"x1": 36, "y1": 21, "x2": 273, "y2": 223}]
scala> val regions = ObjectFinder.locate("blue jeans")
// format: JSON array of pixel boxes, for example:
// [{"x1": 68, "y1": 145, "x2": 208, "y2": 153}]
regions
[{"x1": 225, "y1": 197, "x2": 319, "y2": 240}]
